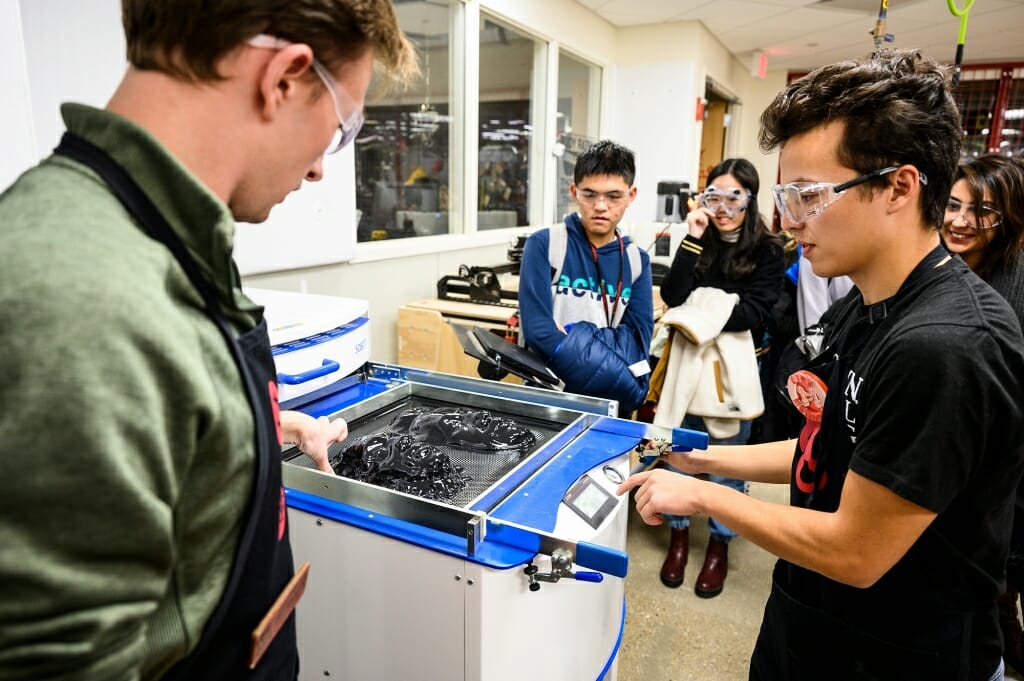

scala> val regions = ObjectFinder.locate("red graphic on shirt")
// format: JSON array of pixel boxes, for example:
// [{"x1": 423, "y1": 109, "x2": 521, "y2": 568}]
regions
[
  {"x1": 268, "y1": 380, "x2": 282, "y2": 446},
  {"x1": 788, "y1": 370, "x2": 828, "y2": 494},
  {"x1": 278, "y1": 487, "x2": 287, "y2": 541},
  {"x1": 795, "y1": 420, "x2": 827, "y2": 493}
]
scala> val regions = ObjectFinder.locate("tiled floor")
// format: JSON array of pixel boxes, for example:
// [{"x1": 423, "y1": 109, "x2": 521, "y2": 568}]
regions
[{"x1": 615, "y1": 481, "x2": 1024, "y2": 681}]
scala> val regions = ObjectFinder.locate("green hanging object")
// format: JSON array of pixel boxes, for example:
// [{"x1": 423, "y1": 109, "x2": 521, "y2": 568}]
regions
[{"x1": 948, "y1": 0, "x2": 976, "y2": 86}]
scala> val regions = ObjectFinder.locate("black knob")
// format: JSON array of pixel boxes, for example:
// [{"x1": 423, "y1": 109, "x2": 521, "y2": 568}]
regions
[{"x1": 529, "y1": 582, "x2": 541, "y2": 592}]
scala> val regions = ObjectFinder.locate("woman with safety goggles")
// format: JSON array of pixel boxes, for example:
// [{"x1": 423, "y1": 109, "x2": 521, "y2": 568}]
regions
[
  {"x1": 650, "y1": 158, "x2": 785, "y2": 598},
  {"x1": 943, "y1": 154, "x2": 1024, "y2": 675}
]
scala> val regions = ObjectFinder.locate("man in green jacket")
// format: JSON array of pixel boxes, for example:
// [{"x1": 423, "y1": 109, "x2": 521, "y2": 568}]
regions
[{"x1": 0, "y1": 2, "x2": 416, "y2": 679}]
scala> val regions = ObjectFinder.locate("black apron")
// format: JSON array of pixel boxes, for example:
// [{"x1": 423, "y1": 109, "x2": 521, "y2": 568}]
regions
[
  {"x1": 750, "y1": 249, "x2": 979, "y2": 681},
  {"x1": 55, "y1": 133, "x2": 299, "y2": 680}
]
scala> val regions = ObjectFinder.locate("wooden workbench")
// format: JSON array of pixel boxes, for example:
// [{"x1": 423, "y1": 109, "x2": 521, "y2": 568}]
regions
[{"x1": 397, "y1": 298, "x2": 522, "y2": 381}]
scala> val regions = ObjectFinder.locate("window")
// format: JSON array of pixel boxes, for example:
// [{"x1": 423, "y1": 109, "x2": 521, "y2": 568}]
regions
[
  {"x1": 554, "y1": 50, "x2": 602, "y2": 222},
  {"x1": 477, "y1": 16, "x2": 538, "y2": 230},
  {"x1": 354, "y1": 1, "x2": 453, "y2": 242}
]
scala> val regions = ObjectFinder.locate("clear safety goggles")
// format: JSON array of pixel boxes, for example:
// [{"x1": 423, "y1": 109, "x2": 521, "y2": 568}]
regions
[
  {"x1": 772, "y1": 166, "x2": 928, "y2": 225},
  {"x1": 944, "y1": 198, "x2": 1001, "y2": 230},
  {"x1": 700, "y1": 186, "x2": 751, "y2": 216}
]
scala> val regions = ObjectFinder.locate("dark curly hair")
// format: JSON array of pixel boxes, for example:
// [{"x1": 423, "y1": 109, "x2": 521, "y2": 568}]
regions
[{"x1": 759, "y1": 49, "x2": 961, "y2": 229}]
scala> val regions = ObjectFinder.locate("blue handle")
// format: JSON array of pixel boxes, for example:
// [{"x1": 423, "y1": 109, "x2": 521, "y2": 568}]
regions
[
  {"x1": 277, "y1": 359, "x2": 340, "y2": 385},
  {"x1": 574, "y1": 571, "x2": 603, "y2": 583},
  {"x1": 576, "y1": 541, "x2": 628, "y2": 578},
  {"x1": 672, "y1": 426, "x2": 709, "y2": 450}
]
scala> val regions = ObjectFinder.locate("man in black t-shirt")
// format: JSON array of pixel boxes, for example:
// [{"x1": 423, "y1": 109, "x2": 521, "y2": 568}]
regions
[{"x1": 619, "y1": 49, "x2": 1024, "y2": 681}]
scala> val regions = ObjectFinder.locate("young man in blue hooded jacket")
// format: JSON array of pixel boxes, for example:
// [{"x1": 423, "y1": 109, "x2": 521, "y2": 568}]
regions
[{"x1": 518, "y1": 139, "x2": 653, "y2": 415}]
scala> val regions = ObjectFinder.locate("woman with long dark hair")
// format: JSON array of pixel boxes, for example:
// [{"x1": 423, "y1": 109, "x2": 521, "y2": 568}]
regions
[
  {"x1": 655, "y1": 158, "x2": 784, "y2": 597},
  {"x1": 942, "y1": 154, "x2": 1024, "y2": 318},
  {"x1": 941, "y1": 154, "x2": 1024, "y2": 673}
]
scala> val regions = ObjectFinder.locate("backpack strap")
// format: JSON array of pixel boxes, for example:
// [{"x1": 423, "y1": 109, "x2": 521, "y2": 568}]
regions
[
  {"x1": 548, "y1": 222, "x2": 568, "y2": 285},
  {"x1": 626, "y1": 240, "x2": 642, "y2": 286}
]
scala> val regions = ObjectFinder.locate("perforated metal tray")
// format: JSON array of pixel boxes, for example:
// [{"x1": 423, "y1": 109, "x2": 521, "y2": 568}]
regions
[{"x1": 283, "y1": 380, "x2": 590, "y2": 512}]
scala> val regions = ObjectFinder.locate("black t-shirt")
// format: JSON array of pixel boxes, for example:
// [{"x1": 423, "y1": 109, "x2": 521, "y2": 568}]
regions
[{"x1": 778, "y1": 247, "x2": 1024, "y2": 677}]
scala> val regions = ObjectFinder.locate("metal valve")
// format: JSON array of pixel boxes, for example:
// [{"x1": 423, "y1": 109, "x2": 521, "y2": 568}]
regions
[{"x1": 523, "y1": 548, "x2": 603, "y2": 591}]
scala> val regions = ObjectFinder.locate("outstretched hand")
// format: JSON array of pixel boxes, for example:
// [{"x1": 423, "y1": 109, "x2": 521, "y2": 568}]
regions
[
  {"x1": 280, "y1": 411, "x2": 348, "y2": 475},
  {"x1": 616, "y1": 468, "x2": 706, "y2": 525}
]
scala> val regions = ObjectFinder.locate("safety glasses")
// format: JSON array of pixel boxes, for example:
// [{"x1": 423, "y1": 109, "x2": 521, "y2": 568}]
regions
[
  {"x1": 772, "y1": 166, "x2": 928, "y2": 225},
  {"x1": 944, "y1": 198, "x2": 1001, "y2": 230},
  {"x1": 247, "y1": 34, "x2": 365, "y2": 154}
]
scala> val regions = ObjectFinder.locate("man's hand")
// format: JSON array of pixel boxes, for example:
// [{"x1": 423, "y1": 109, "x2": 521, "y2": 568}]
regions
[
  {"x1": 280, "y1": 411, "x2": 348, "y2": 474},
  {"x1": 616, "y1": 469, "x2": 706, "y2": 525},
  {"x1": 661, "y1": 449, "x2": 704, "y2": 475}
]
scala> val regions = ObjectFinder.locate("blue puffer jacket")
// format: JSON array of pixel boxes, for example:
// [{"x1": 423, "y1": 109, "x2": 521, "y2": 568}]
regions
[{"x1": 548, "y1": 321, "x2": 650, "y2": 414}]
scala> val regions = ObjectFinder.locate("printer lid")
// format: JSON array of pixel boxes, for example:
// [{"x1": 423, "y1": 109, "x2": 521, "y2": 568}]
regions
[{"x1": 244, "y1": 287, "x2": 369, "y2": 347}]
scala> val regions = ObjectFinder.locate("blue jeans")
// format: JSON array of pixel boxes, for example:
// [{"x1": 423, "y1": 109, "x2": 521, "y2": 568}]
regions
[{"x1": 664, "y1": 415, "x2": 751, "y2": 541}]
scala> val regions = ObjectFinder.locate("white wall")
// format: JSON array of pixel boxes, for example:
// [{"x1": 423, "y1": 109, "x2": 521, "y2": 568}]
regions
[
  {"x1": 733, "y1": 70, "x2": 789, "y2": 219},
  {"x1": 612, "y1": 20, "x2": 784, "y2": 226},
  {"x1": 0, "y1": 0, "x2": 37, "y2": 190},
  {"x1": 613, "y1": 22, "x2": 703, "y2": 224},
  {"x1": 19, "y1": 0, "x2": 124, "y2": 156}
]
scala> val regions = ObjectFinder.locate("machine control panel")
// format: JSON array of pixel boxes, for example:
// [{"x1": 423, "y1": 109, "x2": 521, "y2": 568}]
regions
[{"x1": 562, "y1": 474, "x2": 618, "y2": 530}]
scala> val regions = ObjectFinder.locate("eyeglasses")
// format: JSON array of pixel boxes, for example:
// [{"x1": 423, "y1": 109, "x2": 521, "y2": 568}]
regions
[
  {"x1": 700, "y1": 186, "x2": 751, "y2": 216},
  {"x1": 772, "y1": 166, "x2": 929, "y2": 225},
  {"x1": 247, "y1": 34, "x2": 365, "y2": 154},
  {"x1": 944, "y1": 198, "x2": 1001, "y2": 230},
  {"x1": 576, "y1": 189, "x2": 629, "y2": 206}
]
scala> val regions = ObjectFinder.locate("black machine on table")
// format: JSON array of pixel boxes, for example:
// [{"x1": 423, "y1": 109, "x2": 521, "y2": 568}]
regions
[{"x1": 435, "y1": 236, "x2": 527, "y2": 307}]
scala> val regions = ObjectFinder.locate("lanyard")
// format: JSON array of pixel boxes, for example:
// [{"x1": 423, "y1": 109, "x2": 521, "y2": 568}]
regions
[{"x1": 590, "y1": 233, "x2": 625, "y2": 327}]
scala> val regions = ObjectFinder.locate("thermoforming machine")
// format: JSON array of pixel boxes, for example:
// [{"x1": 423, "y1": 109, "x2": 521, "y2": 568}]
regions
[{"x1": 249, "y1": 288, "x2": 705, "y2": 681}]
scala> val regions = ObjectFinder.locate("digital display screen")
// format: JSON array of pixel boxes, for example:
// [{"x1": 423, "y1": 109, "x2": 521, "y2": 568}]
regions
[
  {"x1": 574, "y1": 482, "x2": 608, "y2": 518},
  {"x1": 563, "y1": 475, "x2": 617, "y2": 529}
]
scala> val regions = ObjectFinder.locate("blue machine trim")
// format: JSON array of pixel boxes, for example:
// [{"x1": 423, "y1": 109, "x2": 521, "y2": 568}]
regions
[
  {"x1": 589, "y1": 417, "x2": 709, "y2": 450},
  {"x1": 285, "y1": 488, "x2": 538, "y2": 569},
  {"x1": 290, "y1": 376, "x2": 393, "y2": 416},
  {"x1": 271, "y1": 315, "x2": 369, "y2": 356},
  {"x1": 595, "y1": 599, "x2": 627, "y2": 681},
  {"x1": 489, "y1": 429, "x2": 639, "y2": 533}
]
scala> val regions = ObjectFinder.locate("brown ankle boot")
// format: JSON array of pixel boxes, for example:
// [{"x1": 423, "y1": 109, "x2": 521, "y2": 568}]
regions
[
  {"x1": 999, "y1": 590, "x2": 1024, "y2": 673},
  {"x1": 660, "y1": 527, "x2": 689, "y2": 588},
  {"x1": 695, "y1": 537, "x2": 729, "y2": 598}
]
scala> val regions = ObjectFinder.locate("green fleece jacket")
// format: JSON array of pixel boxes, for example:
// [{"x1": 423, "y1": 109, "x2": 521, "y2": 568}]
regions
[{"x1": 0, "y1": 104, "x2": 264, "y2": 680}]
